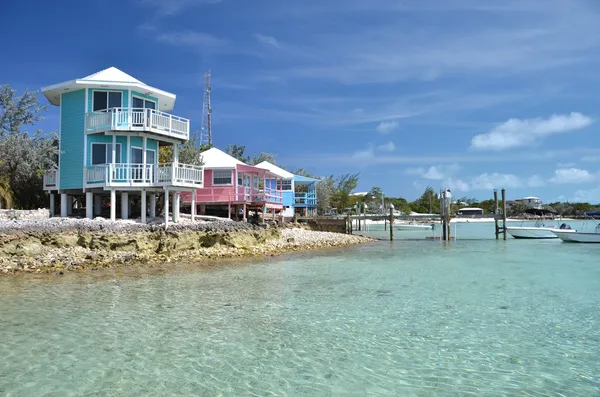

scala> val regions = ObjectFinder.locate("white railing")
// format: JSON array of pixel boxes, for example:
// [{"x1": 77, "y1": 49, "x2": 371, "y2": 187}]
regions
[
  {"x1": 43, "y1": 169, "x2": 58, "y2": 189},
  {"x1": 85, "y1": 108, "x2": 190, "y2": 140},
  {"x1": 84, "y1": 163, "x2": 202, "y2": 188}
]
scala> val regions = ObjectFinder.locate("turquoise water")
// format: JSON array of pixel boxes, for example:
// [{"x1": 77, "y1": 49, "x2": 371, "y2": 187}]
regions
[{"x1": 1, "y1": 222, "x2": 600, "y2": 396}]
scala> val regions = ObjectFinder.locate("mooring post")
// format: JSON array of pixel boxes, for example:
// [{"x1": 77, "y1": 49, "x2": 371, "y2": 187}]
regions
[
  {"x1": 347, "y1": 213, "x2": 352, "y2": 234},
  {"x1": 494, "y1": 190, "x2": 499, "y2": 240},
  {"x1": 389, "y1": 204, "x2": 395, "y2": 241},
  {"x1": 502, "y1": 188, "x2": 507, "y2": 240},
  {"x1": 358, "y1": 204, "x2": 361, "y2": 232}
]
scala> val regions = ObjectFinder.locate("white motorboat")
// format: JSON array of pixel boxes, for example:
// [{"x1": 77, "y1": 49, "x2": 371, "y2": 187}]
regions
[
  {"x1": 554, "y1": 212, "x2": 600, "y2": 243},
  {"x1": 396, "y1": 220, "x2": 434, "y2": 231},
  {"x1": 506, "y1": 208, "x2": 576, "y2": 239}
]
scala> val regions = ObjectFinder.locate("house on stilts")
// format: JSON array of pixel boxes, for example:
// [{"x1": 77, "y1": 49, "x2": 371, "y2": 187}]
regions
[
  {"x1": 180, "y1": 148, "x2": 284, "y2": 220},
  {"x1": 255, "y1": 161, "x2": 318, "y2": 218},
  {"x1": 41, "y1": 67, "x2": 204, "y2": 224}
]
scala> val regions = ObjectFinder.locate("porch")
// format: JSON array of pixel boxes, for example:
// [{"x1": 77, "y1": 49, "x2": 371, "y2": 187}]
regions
[
  {"x1": 84, "y1": 163, "x2": 203, "y2": 189},
  {"x1": 85, "y1": 107, "x2": 190, "y2": 141}
]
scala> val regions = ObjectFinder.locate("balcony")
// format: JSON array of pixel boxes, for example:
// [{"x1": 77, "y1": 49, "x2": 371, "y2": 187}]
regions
[
  {"x1": 43, "y1": 168, "x2": 58, "y2": 190},
  {"x1": 85, "y1": 163, "x2": 203, "y2": 189},
  {"x1": 191, "y1": 186, "x2": 283, "y2": 205},
  {"x1": 85, "y1": 107, "x2": 190, "y2": 141},
  {"x1": 294, "y1": 192, "x2": 317, "y2": 206}
]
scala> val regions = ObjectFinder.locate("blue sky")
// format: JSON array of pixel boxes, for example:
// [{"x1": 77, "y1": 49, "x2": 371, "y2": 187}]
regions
[{"x1": 2, "y1": 0, "x2": 600, "y2": 202}]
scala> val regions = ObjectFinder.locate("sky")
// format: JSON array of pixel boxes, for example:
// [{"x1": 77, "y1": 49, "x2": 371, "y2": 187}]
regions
[{"x1": 2, "y1": 0, "x2": 600, "y2": 202}]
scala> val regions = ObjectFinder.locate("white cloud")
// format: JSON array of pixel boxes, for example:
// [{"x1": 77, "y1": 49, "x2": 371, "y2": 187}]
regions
[
  {"x1": 352, "y1": 141, "x2": 396, "y2": 159},
  {"x1": 471, "y1": 112, "x2": 593, "y2": 151},
  {"x1": 549, "y1": 168, "x2": 596, "y2": 184},
  {"x1": 156, "y1": 31, "x2": 227, "y2": 47},
  {"x1": 571, "y1": 187, "x2": 600, "y2": 203},
  {"x1": 445, "y1": 178, "x2": 470, "y2": 192},
  {"x1": 376, "y1": 120, "x2": 399, "y2": 134},
  {"x1": 140, "y1": 0, "x2": 223, "y2": 16},
  {"x1": 406, "y1": 164, "x2": 460, "y2": 180},
  {"x1": 470, "y1": 173, "x2": 524, "y2": 190},
  {"x1": 526, "y1": 175, "x2": 546, "y2": 187},
  {"x1": 377, "y1": 141, "x2": 396, "y2": 152},
  {"x1": 254, "y1": 34, "x2": 281, "y2": 48}
]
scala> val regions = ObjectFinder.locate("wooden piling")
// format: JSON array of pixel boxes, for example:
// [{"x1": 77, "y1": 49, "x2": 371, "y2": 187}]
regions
[
  {"x1": 389, "y1": 207, "x2": 394, "y2": 241},
  {"x1": 347, "y1": 213, "x2": 352, "y2": 234},
  {"x1": 501, "y1": 188, "x2": 507, "y2": 240},
  {"x1": 494, "y1": 190, "x2": 499, "y2": 240}
]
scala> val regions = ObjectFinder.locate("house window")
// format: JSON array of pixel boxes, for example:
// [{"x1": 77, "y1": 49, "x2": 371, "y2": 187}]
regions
[
  {"x1": 91, "y1": 143, "x2": 121, "y2": 165},
  {"x1": 213, "y1": 170, "x2": 232, "y2": 185},
  {"x1": 131, "y1": 147, "x2": 156, "y2": 164},
  {"x1": 281, "y1": 180, "x2": 292, "y2": 191},
  {"x1": 132, "y1": 96, "x2": 156, "y2": 110},
  {"x1": 93, "y1": 91, "x2": 122, "y2": 111}
]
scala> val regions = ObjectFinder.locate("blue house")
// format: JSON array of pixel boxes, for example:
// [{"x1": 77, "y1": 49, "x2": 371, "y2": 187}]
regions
[
  {"x1": 41, "y1": 67, "x2": 204, "y2": 223},
  {"x1": 256, "y1": 161, "x2": 318, "y2": 217}
]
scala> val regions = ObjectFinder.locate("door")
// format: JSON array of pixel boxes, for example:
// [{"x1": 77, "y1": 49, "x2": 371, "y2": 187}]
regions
[{"x1": 132, "y1": 97, "x2": 157, "y2": 127}]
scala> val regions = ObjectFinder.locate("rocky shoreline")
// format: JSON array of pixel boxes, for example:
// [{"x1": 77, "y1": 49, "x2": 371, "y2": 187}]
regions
[{"x1": 0, "y1": 217, "x2": 373, "y2": 275}]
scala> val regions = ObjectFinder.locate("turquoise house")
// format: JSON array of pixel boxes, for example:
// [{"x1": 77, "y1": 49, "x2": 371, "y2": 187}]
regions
[
  {"x1": 41, "y1": 67, "x2": 204, "y2": 223},
  {"x1": 256, "y1": 161, "x2": 318, "y2": 217}
]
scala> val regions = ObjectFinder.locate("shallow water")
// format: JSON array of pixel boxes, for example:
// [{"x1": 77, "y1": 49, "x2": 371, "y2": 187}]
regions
[{"x1": 1, "y1": 222, "x2": 599, "y2": 396}]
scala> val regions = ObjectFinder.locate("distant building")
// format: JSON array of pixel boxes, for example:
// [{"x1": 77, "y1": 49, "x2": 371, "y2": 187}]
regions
[
  {"x1": 457, "y1": 207, "x2": 484, "y2": 216},
  {"x1": 519, "y1": 196, "x2": 542, "y2": 209},
  {"x1": 349, "y1": 192, "x2": 369, "y2": 197}
]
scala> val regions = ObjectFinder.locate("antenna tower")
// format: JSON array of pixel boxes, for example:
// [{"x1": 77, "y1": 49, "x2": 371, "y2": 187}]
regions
[{"x1": 199, "y1": 71, "x2": 213, "y2": 146}]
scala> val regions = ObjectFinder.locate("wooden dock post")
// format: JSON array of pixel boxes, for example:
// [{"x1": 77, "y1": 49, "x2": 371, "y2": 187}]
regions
[
  {"x1": 347, "y1": 213, "x2": 352, "y2": 234},
  {"x1": 501, "y1": 188, "x2": 507, "y2": 240},
  {"x1": 358, "y1": 204, "x2": 361, "y2": 232},
  {"x1": 389, "y1": 205, "x2": 395, "y2": 241},
  {"x1": 494, "y1": 190, "x2": 499, "y2": 240}
]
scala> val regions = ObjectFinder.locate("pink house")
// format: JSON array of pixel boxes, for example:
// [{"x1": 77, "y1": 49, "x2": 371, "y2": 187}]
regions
[{"x1": 180, "y1": 148, "x2": 283, "y2": 219}]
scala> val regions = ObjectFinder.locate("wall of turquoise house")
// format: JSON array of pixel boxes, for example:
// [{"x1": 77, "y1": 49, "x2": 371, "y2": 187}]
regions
[
  {"x1": 86, "y1": 135, "x2": 159, "y2": 165},
  {"x1": 59, "y1": 89, "x2": 85, "y2": 190}
]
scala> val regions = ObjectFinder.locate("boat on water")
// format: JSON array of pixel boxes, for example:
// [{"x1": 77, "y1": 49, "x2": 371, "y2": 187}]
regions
[
  {"x1": 506, "y1": 208, "x2": 576, "y2": 239},
  {"x1": 396, "y1": 220, "x2": 434, "y2": 231},
  {"x1": 554, "y1": 212, "x2": 600, "y2": 243}
]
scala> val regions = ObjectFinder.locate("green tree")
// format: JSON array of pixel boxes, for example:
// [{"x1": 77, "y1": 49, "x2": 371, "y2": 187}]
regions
[
  {"x1": 330, "y1": 173, "x2": 359, "y2": 213},
  {"x1": 225, "y1": 144, "x2": 250, "y2": 163},
  {"x1": 0, "y1": 85, "x2": 57, "y2": 209},
  {"x1": 412, "y1": 186, "x2": 440, "y2": 214}
]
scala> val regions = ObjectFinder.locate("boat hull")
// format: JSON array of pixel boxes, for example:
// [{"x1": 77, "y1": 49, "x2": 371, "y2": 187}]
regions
[
  {"x1": 553, "y1": 231, "x2": 600, "y2": 243},
  {"x1": 506, "y1": 227, "x2": 572, "y2": 239},
  {"x1": 395, "y1": 224, "x2": 434, "y2": 231}
]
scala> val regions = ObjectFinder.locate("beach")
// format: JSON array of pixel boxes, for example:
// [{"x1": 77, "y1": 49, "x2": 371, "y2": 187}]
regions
[{"x1": 0, "y1": 216, "x2": 373, "y2": 275}]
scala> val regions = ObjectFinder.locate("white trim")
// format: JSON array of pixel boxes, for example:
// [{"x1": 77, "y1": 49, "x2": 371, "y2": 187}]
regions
[
  {"x1": 212, "y1": 169, "x2": 233, "y2": 186},
  {"x1": 91, "y1": 142, "x2": 122, "y2": 165},
  {"x1": 127, "y1": 135, "x2": 131, "y2": 164},
  {"x1": 83, "y1": 88, "x2": 88, "y2": 191}
]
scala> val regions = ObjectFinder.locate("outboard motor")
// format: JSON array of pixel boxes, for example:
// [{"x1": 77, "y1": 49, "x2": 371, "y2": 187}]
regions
[{"x1": 559, "y1": 223, "x2": 571, "y2": 230}]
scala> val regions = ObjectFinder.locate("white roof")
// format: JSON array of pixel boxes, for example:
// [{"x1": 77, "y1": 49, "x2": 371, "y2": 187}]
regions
[
  {"x1": 41, "y1": 66, "x2": 176, "y2": 111},
  {"x1": 200, "y1": 147, "x2": 245, "y2": 168},
  {"x1": 522, "y1": 196, "x2": 541, "y2": 200},
  {"x1": 459, "y1": 207, "x2": 484, "y2": 211},
  {"x1": 350, "y1": 192, "x2": 369, "y2": 196},
  {"x1": 256, "y1": 161, "x2": 294, "y2": 179}
]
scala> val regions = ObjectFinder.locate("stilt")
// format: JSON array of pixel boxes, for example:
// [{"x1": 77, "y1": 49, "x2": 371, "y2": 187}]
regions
[
  {"x1": 110, "y1": 190, "x2": 116, "y2": 221},
  {"x1": 262, "y1": 205, "x2": 266, "y2": 224},
  {"x1": 191, "y1": 190, "x2": 196, "y2": 222},
  {"x1": 389, "y1": 205, "x2": 395, "y2": 241},
  {"x1": 86, "y1": 192, "x2": 93, "y2": 219},
  {"x1": 173, "y1": 192, "x2": 180, "y2": 223},
  {"x1": 66, "y1": 195, "x2": 73, "y2": 216},
  {"x1": 49, "y1": 193, "x2": 55, "y2": 217},
  {"x1": 141, "y1": 190, "x2": 147, "y2": 224},
  {"x1": 164, "y1": 189, "x2": 170, "y2": 227},
  {"x1": 502, "y1": 188, "x2": 507, "y2": 240},
  {"x1": 149, "y1": 194, "x2": 156, "y2": 218},
  {"x1": 228, "y1": 202, "x2": 231, "y2": 220},
  {"x1": 121, "y1": 192, "x2": 129, "y2": 220},
  {"x1": 242, "y1": 203, "x2": 247, "y2": 222},
  {"x1": 272, "y1": 207, "x2": 276, "y2": 220},
  {"x1": 94, "y1": 195, "x2": 102, "y2": 216},
  {"x1": 494, "y1": 190, "x2": 499, "y2": 240},
  {"x1": 60, "y1": 193, "x2": 67, "y2": 217}
]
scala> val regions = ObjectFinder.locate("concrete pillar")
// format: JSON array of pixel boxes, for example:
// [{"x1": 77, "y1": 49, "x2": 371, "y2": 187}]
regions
[
  {"x1": 86, "y1": 192, "x2": 93, "y2": 219},
  {"x1": 49, "y1": 194, "x2": 55, "y2": 217},
  {"x1": 66, "y1": 195, "x2": 73, "y2": 216},
  {"x1": 191, "y1": 190, "x2": 196, "y2": 222},
  {"x1": 149, "y1": 194, "x2": 156, "y2": 218},
  {"x1": 243, "y1": 203, "x2": 247, "y2": 222},
  {"x1": 60, "y1": 193, "x2": 68, "y2": 217},
  {"x1": 110, "y1": 190, "x2": 116, "y2": 221},
  {"x1": 141, "y1": 190, "x2": 147, "y2": 224},
  {"x1": 94, "y1": 195, "x2": 102, "y2": 216},
  {"x1": 164, "y1": 190, "x2": 170, "y2": 227},
  {"x1": 228, "y1": 202, "x2": 231, "y2": 220},
  {"x1": 121, "y1": 192, "x2": 129, "y2": 220},
  {"x1": 173, "y1": 192, "x2": 180, "y2": 223}
]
